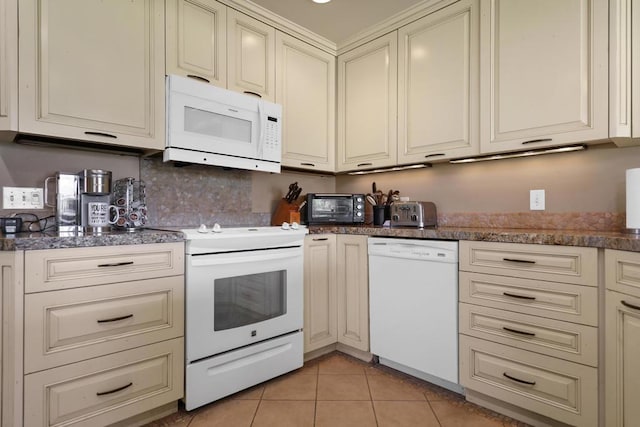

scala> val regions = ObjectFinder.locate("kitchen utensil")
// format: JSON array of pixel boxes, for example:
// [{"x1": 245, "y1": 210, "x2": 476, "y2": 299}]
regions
[{"x1": 366, "y1": 194, "x2": 377, "y2": 206}]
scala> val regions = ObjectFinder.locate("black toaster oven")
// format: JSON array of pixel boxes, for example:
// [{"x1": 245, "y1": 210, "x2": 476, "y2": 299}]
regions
[{"x1": 303, "y1": 193, "x2": 365, "y2": 224}]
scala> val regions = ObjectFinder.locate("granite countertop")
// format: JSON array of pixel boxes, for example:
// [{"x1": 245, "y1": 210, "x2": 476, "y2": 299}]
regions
[
  {"x1": 309, "y1": 225, "x2": 640, "y2": 253},
  {"x1": 0, "y1": 228, "x2": 185, "y2": 251},
  {"x1": 2, "y1": 225, "x2": 639, "y2": 252}
]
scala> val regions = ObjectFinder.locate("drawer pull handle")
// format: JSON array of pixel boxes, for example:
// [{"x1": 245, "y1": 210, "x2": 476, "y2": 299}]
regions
[
  {"x1": 503, "y1": 292, "x2": 536, "y2": 301},
  {"x1": 503, "y1": 326, "x2": 535, "y2": 337},
  {"x1": 503, "y1": 372, "x2": 536, "y2": 386},
  {"x1": 84, "y1": 131, "x2": 117, "y2": 139},
  {"x1": 97, "y1": 314, "x2": 134, "y2": 323},
  {"x1": 96, "y1": 382, "x2": 133, "y2": 396},
  {"x1": 521, "y1": 138, "x2": 552, "y2": 145},
  {"x1": 187, "y1": 74, "x2": 210, "y2": 83},
  {"x1": 97, "y1": 261, "x2": 134, "y2": 268},
  {"x1": 622, "y1": 300, "x2": 640, "y2": 311},
  {"x1": 503, "y1": 258, "x2": 536, "y2": 264},
  {"x1": 313, "y1": 238, "x2": 329, "y2": 241},
  {"x1": 357, "y1": 162, "x2": 373, "y2": 167},
  {"x1": 300, "y1": 162, "x2": 316, "y2": 167},
  {"x1": 424, "y1": 153, "x2": 445, "y2": 159}
]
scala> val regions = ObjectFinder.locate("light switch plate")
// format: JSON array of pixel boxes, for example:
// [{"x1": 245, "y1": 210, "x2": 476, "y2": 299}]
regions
[
  {"x1": 530, "y1": 189, "x2": 545, "y2": 211},
  {"x1": 3, "y1": 187, "x2": 44, "y2": 209}
]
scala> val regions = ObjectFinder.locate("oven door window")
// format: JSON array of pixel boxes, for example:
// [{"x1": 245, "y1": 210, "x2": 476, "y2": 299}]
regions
[
  {"x1": 311, "y1": 199, "x2": 353, "y2": 219},
  {"x1": 214, "y1": 270, "x2": 287, "y2": 331}
]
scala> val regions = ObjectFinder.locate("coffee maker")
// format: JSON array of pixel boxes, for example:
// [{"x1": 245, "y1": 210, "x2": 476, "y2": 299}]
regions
[
  {"x1": 79, "y1": 169, "x2": 114, "y2": 233},
  {"x1": 45, "y1": 169, "x2": 115, "y2": 233}
]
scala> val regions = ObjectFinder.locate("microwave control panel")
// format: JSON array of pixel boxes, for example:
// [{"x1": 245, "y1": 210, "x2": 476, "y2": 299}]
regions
[{"x1": 263, "y1": 115, "x2": 281, "y2": 161}]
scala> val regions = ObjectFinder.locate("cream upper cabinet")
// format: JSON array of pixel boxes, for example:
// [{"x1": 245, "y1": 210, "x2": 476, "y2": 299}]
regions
[
  {"x1": 337, "y1": 32, "x2": 398, "y2": 172},
  {"x1": 610, "y1": 0, "x2": 640, "y2": 147},
  {"x1": 303, "y1": 234, "x2": 337, "y2": 353},
  {"x1": 397, "y1": 0, "x2": 480, "y2": 164},
  {"x1": 0, "y1": 0, "x2": 17, "y2": 140},
  {"x1": 166, "y1": 0, "x2": 227, "y2": 88},
  {"x1": 227, "y1": 9, "x2": 276, "y2": 101},
  {"x1": 335, "y1": 234, "x2": 369, "y2": 352},
  {"x1": 18, "y1": 0, "x2": 165, "y2": 151},
  {"x1": 277, "y1": 31, "x2": 336, "y2": 172},
  {"x1": 479, "y1": 0, "x2": 608, "y2": 154}
]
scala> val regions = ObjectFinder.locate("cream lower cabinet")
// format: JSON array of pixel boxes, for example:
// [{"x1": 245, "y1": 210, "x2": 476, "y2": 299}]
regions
[
  {"x1": 397, "y1": 0, "x2": 480, "y2": 164},
  {"x1": 304, "y1": 234, "x2": 369, "y2": 355},
  {"x1": 22, "y1": 243, "x2": 185, "y2": 427},
  {"x1": 0, "y1": 251, "x2": 23, "y2": 427},
  {"x1": 459, "y1": 241, "x2": 599, "y2": 427},
  {"x1": 277, "y1": 31, "x2": 336, "y2": 172},
  {"x1": 605, "y1": 249, "x2": 640, "y2": 427},
  {"x1": 18, "y1": 0, "x2": 165, "y2": 151},
  {"x1": 0, "y1": 0, "x2": 17, "y2": 140},
  {"x1": 479, "y1": 0, "x2": 608, "y2": 154},
  {"x1": 165, "y1": 0, "x2": 227, "y2": 87},
  {"x1": 337, "y1": 32, "x2": 398, "y2": 172},
  {"x1": 610, "y1": 0, "x2": 640, "y2": 147}
]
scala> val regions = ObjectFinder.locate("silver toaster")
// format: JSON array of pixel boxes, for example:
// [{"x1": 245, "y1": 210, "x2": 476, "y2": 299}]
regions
[{"x1": 390, "y1": 201, "x2": 437, "y2": 228}]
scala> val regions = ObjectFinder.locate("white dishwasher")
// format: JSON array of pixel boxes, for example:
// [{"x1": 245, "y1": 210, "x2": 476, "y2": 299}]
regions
[{"x1": 368, "y1": 237, "x2": 462, "y2": 393}]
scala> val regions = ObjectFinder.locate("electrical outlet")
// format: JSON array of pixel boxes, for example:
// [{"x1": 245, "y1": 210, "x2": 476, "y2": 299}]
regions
[
  {"x1": 530, "y1": 189, "x2": 545, "y2": 211},
  {"x1": 3, "y1": 187, "x2": 44, "y2": 209}
]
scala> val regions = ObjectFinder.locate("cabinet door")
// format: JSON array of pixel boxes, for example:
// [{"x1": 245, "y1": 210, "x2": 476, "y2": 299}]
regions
[
  {"x1": 19, "y1": 0, "x2": 165, "y2": 150},
  {"x1": 606, "y1": 290, "x2": 640, "y2": 427},
  {"x1": 480, "y1": 0, "x2": 608, "y2": 154},
  {"x1": 336, "y1": 235, "x2": 369, "y2": 352},
  {"x1": 277, "y1": 32, "x2": 336, "y2": 172},
  {"x1": 303, "y1": 234, "x2": 337, "y2": 353},
  {"x1": 610, "y1": 0, "x2": 640, "y2": 147},
  {"x1": 398, "y1": 0, "x2": 480, "y2": 164},
  {"x1": 337, "y1": 32, "x2": 398, "y2": 172},
  {"x1": 0, "y1": 0, "x2": 17, "y2": 139},
  {"x1": 227, "y1": 9, "x2": 275, "y2": 101},
  {"x1": 166, "y1": 0, "x2": 227, "y2": 88}
]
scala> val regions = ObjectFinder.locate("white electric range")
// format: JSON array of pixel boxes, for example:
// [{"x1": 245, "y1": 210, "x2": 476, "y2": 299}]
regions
[{"x1": 181, "y1": 224, "x2": 308, "y2": 411}]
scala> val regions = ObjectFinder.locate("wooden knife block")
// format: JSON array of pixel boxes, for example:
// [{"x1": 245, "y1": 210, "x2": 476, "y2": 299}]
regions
[{"x1": 271, "y1": 198, "x2": 300, "y2": 226}]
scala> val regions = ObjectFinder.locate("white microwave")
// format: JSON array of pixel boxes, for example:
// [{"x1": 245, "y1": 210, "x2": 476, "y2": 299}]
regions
[{"x1": 164, "y1": 74, "x2": 282, "y2": 173}]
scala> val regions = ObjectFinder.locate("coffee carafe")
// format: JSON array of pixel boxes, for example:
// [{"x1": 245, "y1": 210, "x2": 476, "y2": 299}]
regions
[
  {"x1": 44, "y1": 172, "x2": 81, "y2": 232},
  {"x1": 79, "y1": 169, "x2": 118, "y2": 233}
]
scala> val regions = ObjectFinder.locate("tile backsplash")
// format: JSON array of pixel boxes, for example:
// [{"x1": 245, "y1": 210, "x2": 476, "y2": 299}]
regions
[{"x1": 141, "y1": 157, "x2": 270, "y2": 227}]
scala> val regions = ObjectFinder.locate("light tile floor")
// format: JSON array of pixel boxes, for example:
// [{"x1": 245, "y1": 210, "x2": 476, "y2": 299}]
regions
[{"x1": 145, "y1": 352, "x2": 530, "y2": 427}]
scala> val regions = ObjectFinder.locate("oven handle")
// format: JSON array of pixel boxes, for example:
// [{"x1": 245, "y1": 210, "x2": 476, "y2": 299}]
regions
[{"x1": 190, "y1": 250, "x2": 301, "y2": 267}]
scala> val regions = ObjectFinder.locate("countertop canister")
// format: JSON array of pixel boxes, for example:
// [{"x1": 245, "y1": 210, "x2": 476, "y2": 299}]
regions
[{"x1": 626, "y1": 168, "x2": 640, "y2": 232}]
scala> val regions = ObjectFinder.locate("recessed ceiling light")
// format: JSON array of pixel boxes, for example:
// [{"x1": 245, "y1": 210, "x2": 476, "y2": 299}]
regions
[{"x1": 312, "y1": 0, "x2": 331, "y2": 3}]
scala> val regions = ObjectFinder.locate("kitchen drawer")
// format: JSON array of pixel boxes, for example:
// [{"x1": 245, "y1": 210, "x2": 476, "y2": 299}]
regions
[
  {"x1": 605, "y1": 249, "x2": 640, "y2": 298},
  {"x1": 459, "y1": 271, "x2": 598, "y2": 326},
  {"x1": 460, "y1": 303, "x2": 597, "y2": 366},
  {"x1": 25, "y1": 242, "x2": 184, "y2": 293},
  {"x1": 460, "y1": 335, "x2": 597, "y2": 427},
  {"x1": 459, "y1": 241, "x2": 597, "y2": 286},
  {"x1": 24, "y1": 338, "x2": 184, "y2": 427},
  {"x1": 24, "y1": 276, "x2": 184, "y2": 373}
]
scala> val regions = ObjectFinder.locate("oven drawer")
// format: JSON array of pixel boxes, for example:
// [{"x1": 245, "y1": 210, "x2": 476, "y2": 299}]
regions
[
  {"x1": 460, "y1": 335, "x2": 597, "y2": 427},
  {"x1": 24, "y1": 276, "x2": 184, "y2": 373},
  {"x1": 460, "y1": 241, "x2": 597, "y2": 286},
  {"x1": 605, "y1": 249, "x2": 640, "y2": 297},
  {"x1": 459, "y1": 271, "x2": 598, "y2": 326},
  {"x1": 25, "y1": 242, "x2": 184, "y2": 293},
  {"x1": 460, "y1": 303, "x2": 597, "y2": 366},
  {"x1": 24, "y1": 338, "x2": 184, "y2": 427},
  {"x1": 185, "y1": 331, "x2": 303, "y2": 411}
]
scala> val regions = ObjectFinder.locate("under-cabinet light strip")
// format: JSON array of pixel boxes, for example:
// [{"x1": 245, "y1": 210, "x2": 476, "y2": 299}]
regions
[
  {"x1": 449, "y1": 144, "x2": 587, "y2": 164},
  {"x1": 347, "y1": 163, "x2": 431, "y2": 175}
]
